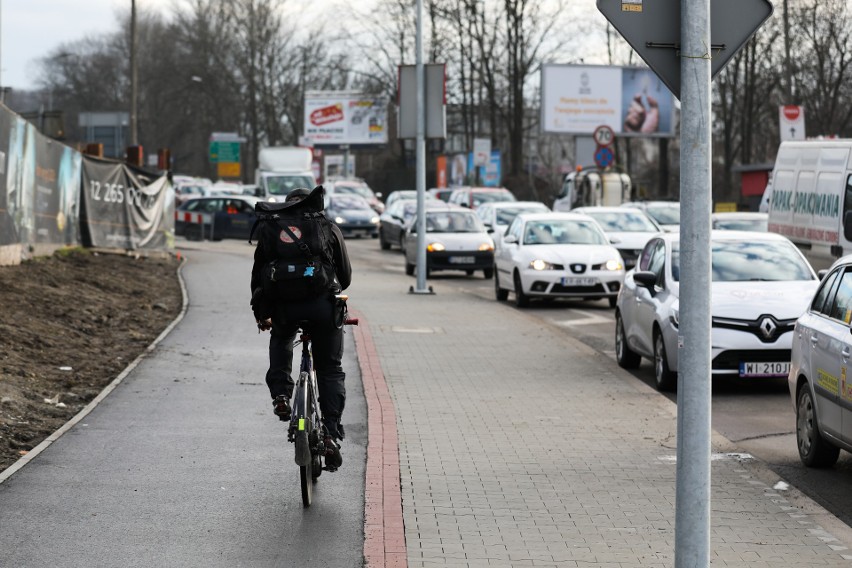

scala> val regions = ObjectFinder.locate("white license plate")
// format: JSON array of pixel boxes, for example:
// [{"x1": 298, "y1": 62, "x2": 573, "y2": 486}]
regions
[
  {"x1": 561, "y1": 277, "x2": 597, "y2": 286},
  {"x1": 739, "y1": 361, "x2": 791, "y2": 377},
  {"x1": 448, "y1": 256, "x2": 476, "y2": 264}
]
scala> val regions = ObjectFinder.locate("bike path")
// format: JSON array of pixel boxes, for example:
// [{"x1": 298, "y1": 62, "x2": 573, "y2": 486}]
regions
[
  {"x1": 345, "y1": 240, "x2": 852, "y2": 568},
  {"x1": 0, "y1": 244, "x2": 367, "y2": 568}
]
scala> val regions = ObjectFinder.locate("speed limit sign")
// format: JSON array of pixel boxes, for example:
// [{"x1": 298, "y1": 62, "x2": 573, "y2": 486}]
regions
[{"x1": 593, "y1": 125, "x2": 615, "y2": 147}]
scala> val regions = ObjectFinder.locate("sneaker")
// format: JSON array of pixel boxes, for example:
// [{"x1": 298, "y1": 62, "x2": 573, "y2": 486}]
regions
[
  {"x1": 272, "y1": 395, "x2": 291, "y2": 421},
  {"x1": 324, "y1": 436, "x2": 343, "y2": 470}
]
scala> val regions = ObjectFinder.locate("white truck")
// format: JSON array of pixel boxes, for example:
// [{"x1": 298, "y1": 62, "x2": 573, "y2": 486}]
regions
[
  {"x1": 254, "y1": 146, "x2": 316, "y2": 201},
  {"x1": 766, "y1": 140, "x2": 852, "y2": 270},
  {"x1": 553, "y1": 168, "x2": 632, "y2": 211}
]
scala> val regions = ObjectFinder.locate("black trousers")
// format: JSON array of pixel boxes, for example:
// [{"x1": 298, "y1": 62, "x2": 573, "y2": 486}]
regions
[{"x1": 266, "y1": 295, "x2": 346, "y2": 421}]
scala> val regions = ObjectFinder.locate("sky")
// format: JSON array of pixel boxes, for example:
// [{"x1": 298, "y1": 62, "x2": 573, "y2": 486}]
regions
[
  {"x1": 3, "y1": 0, "x2": 171, "y2": 90},
  {"x1": 2, "y1": 1, "x2": 603, "y2": 92}
]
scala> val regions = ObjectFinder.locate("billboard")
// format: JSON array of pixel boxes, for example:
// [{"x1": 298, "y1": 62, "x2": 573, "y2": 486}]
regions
[
  {"x1": 540, "y1": 64, "x2": 675, "y2": 137},
  {"x1": 304, "y1": 91, "x2": 388, "y2": 146}
]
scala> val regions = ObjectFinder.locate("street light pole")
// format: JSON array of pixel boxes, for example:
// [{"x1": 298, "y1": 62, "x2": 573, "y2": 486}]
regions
[
  {"x1": 410, "y1": 0, "x2": 432, "y2": 294},
  {"x1": 130, "y1": 0, "x2": 138, "y2": 146}
]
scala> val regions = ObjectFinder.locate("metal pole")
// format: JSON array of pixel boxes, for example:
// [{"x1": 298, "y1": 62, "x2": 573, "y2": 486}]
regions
[
  {"x1": 411, "y1": 0, "x2": 431, "y2": 294},
  {"x1": 130, "y1": 0, "x2": 138, "y2": 146},
  {"x1": 675, "y1": 0, "x2": 712, "y2": 565},
  {"x1": 343, "y1": 145, "x2": 350, "y2": 179}
]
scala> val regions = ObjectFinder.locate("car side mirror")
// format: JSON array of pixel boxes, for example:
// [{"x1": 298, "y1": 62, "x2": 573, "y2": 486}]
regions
[
  {"x1": 633, "y1": 271, "x2": 657, "y2": 294},
  {"x1": 503, "y1": 234, "x2": 518, "y2": 244},
  {"x1": 844, "y1": 211, "x2": 852, "y2": 242}
]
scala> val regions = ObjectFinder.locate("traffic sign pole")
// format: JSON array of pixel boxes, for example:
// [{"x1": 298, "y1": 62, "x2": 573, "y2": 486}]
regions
[{"x1": 675, "y1": 0, "x2": 712, "y2": 566}]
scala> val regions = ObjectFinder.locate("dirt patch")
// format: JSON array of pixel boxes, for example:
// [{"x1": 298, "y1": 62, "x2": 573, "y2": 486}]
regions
[{"x1": 0, "y1": 249, "x2": 182, "y2": 473}]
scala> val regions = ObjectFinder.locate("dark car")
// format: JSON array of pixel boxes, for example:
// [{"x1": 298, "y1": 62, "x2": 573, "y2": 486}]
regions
[
  {"x1": 176, "y1": 196, "x2": 259, "y2": 241},
  {"x1": 326, "y1": 179, "x2": 385, "y2": 214},
  {"x1": 324, "y1": 194, "x2": 380, "y2": 238}
]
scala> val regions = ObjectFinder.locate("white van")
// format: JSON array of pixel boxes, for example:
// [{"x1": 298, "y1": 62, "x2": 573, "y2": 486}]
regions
[
  {"x1": 553, "y1": 169, "x2": 631, "y2": 211},
  {"x1": 767, "y1": 140, "x2": 852, "y2": 271}
]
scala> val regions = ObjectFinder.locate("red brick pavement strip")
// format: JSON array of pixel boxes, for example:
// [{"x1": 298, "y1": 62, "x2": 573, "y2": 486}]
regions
[{"x1": 352, "y1": 310, "x2": 408, "y2": 568}]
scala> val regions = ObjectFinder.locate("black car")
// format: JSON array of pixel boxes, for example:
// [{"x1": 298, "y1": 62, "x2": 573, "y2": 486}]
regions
[
  {"x1": 176, "y1": 196, "x2": 259, "y2": 240},
  {"x1": 324, "y1": 194, "x2": 379, "y2": 238}
]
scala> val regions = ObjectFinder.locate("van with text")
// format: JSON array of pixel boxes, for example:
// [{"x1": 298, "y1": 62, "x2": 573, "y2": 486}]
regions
[{"x1": 767, "y1": 140, "x2": 852, "y2": 271}]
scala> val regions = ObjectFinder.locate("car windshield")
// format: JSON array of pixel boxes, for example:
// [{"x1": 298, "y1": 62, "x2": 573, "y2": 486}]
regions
[
  {"x1": 584, "y1": 211, "x2": 659, "y2": 232},
  {"x1": 331, "y1": 195, "x2": 372, "y2": 210},
  {"x1": 335, "y1": 184, "x2": 373, "y2": 199},
  {"x1": 713, "y1": 218, "x2": 768, "y2": 232},
  {"x1": 646, "y1": 205, "x2": 680, "y2": 225},
  {"x1": 266, "y1": 175, "x2": 314, "y2": 196},
  {"x1": 495, "y1": 205, "x2": 547, "y2": 225},
  {"x1": 473, "y1": 191, "x2": 515, "y2": 206},
  {"x1": 523, "y1": 220, "x2": 607, "y2": 245},
  {"x1": 426, "y1": 212, "x2": 485, "y2": 233},
  {"x1": 671, "y1": 240, "x2": 814, "y2": 282}
]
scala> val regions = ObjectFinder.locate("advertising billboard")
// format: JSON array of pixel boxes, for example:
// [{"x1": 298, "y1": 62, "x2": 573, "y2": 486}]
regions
[
  {"x1": 540, "y1": 64, "x2": 675, "y2": 137},
  {"x1": 304, "y1": 91, "x2": 388, "y2": 146}
]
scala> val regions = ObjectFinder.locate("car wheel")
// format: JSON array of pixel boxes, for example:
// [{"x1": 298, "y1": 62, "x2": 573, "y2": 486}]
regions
[
  {"x1": 380, "y1": 230, "x2": 390, "y2": 250},
  {"x1": 494, "y1": 269, "x2": 509, "y2": 301},
  {"x1": 483, "y1": 267, "x2": 494, "y2": 279},
  {"x1": 796, "y1": 385, "x2": 840, "y2": 468},
  {"x1": 653, "y1": 330, "x2": 677, "y2": 391},
  {"x1": 405, "y1": 261, "x2": 414, "y2": 276},
  {"x1": 615, "y1": 313, "x2": 641, "y2": 369},
  {"x1": 513, "y1": 271, "x2": 530, "y2": 308}
]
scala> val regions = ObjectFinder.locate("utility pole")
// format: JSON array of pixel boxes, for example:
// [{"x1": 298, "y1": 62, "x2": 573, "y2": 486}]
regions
[
  {"x1": 130, "y1": 0, "x2": 139, "y2": 146},
  {"x1": 410, "y1": 0, "x2": 431, "y2": 295},
  {"x1": 675, "y1": 0, "x2": 712, "y2": 565},
  {"x1": 783, "y1": 0, "x2": 793, "y2": 102}
]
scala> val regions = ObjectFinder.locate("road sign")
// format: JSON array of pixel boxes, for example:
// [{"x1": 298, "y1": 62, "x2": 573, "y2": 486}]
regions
[
  {"x1": 209, "y1": 141, "x2": 240, "y2": 163},
  {"x1": 217, "y1": 162, "x2": 241, "y2": 178},
  {"x1": 594, "y1": 146, "x2": 615, "y2": 168},
  {"x1": 596, "y1": 0, "x2": 773, "y2": 98},
  {"x1": 779, "y1": 105, "x2": 805, "y2": 141},
  {"x1": 593, "y1": 125, "x2": 615, "y2": 147}
]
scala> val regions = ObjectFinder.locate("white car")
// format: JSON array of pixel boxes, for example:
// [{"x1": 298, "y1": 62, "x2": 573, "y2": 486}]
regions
[
  {"x1": 789, "y1": 255, "x2": 852, "y2": 468},
  {"x1": 476, "y1": 201, "x2": 550, "y2": 236},
  {"x1": 494, "y1": 212, "x2": 626, "y2": 308},
  {"x1": 403, "y1": 204, "x2": 495, "y2": 279},
  {"x1": 572, "y1": 206, "x2": 663, "y2": 270},
  {"x1": 616, "y1": 231, "x2": 819, "y2": 391},
  {"x1": 621, "y1": 201, "x2": 680, "y2": 232}
]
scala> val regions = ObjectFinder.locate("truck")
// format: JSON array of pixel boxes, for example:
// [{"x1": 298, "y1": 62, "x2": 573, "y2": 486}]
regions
[
  {"x1": 552, "y1": 167, "x2": 632, "y2": 211},
  {"x1": 766, "y1": 140, "x2": 852, "y2": 271},
  {"x1": 254, "y1": 146, "x2": 316, "y2": 201}
]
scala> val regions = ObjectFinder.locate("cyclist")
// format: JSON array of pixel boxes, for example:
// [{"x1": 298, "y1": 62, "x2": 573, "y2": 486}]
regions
[{"x1": 251, "y1": 186, "x2": 352, "y2": 468}]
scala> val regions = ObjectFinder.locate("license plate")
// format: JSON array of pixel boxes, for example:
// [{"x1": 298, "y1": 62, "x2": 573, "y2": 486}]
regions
[
  {"x1": 448, "y1": 256, "x2": 476, "y2": 264},
  {"x1": 739, "y1": 361, "x2": 791, "y2": 377},
  {"x1": 561, "y1": 277, "x2": 597, "y2": 286}
]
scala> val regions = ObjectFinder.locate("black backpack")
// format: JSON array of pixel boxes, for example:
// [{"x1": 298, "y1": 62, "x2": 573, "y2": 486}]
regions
[{"x1": 249, "y1": 192, "x2": 338, "y2": 302}]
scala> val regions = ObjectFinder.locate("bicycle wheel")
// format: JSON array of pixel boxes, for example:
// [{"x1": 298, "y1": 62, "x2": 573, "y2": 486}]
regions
[
  {"x1": 300, "y1": 460, "x2": 313, "y2": 506},
  {"x1": 294, "y1": 374, "x2": 312, "y2": 467}
]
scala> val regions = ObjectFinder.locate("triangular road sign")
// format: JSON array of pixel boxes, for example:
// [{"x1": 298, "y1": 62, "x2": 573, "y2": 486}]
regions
[{"x1": 597, "y1": 0, "x2": 773, "y2": 99}]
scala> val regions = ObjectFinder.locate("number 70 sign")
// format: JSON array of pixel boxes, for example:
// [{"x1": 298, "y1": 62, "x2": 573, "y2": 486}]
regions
[{"x1": 593, "y1": 125, "x2": 615, "y2": 147}]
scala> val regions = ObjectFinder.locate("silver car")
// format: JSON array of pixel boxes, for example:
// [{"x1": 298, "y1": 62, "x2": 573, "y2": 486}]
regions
[
  {"x1": 789, "y1": 255, "x2": 852, "y2": 467},
  {"x1": 616, "y1": 231, "x2": 818, "y2": 391}
]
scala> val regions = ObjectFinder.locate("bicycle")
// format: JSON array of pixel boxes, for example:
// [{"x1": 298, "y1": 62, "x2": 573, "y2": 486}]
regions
[{"x1": 288, "y1": 294, "x2": 358, "y2": 507}]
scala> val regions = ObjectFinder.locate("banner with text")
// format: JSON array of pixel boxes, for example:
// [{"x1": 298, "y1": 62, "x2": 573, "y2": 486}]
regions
[
  {"x1": 303, "y1": 91, "x2": 388, "y2": 145},
  {"x1": 80, "y1": 156, "x2": 174, "y2": 250},
  {"x1": 540, "y1": 64, "x2": 675, "y2": 137}
]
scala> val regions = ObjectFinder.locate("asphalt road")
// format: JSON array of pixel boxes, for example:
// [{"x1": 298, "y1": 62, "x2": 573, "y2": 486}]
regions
[
  {"x1": 347, "y1": 236, "x2": 852, "y2": 530},
  {"x1": 0, "y1": 241, "x2": 367, "y2": 568}
]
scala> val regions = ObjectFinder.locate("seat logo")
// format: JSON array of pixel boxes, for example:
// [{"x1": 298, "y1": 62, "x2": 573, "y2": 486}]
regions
[
  {"x1": 759, "y1": 316, "x2": 777, "y2": 340},
  {"x1": 570, "y1": 263, "x2": 586, "y2": 274}
]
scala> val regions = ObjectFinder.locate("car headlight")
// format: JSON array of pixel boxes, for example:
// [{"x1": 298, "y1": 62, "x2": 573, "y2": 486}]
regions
[
  {"x1": 427, "y1": 242, "x2": 445, "y2": 252},
  {"x1": 370, "y1": 216, "x2": 380, "y2": 224},
  {"x1": 605, "y1": 259, "x2": 623, "y2": 271},
  {"x1": 530, "y1": 259, "x2": 556, "y2": 270},
  {"x1": 334, "y1": 216, "x2": 346, "y2": 224},
  {"x1": 268, "y1": 197, "x2": 278, "y2": 203},
  {"x1": 478, "y1": 242, "x2": 494, "y2": 251}
]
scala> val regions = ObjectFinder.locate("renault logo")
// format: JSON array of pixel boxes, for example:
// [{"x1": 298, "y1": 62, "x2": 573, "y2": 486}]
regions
[{"x1": 759, "y1": 317, "x2": 777, "y2": 340}]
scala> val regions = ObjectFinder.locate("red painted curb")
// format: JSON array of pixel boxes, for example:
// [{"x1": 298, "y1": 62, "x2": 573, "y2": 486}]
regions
[{"x1": 352, "y1": 310, "x2": 407, "y2": 568}]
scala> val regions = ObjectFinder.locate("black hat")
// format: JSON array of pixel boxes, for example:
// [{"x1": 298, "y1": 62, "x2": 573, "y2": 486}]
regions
[{"x1": 256, "y1": 185, "x2": 326, "y2": 214}]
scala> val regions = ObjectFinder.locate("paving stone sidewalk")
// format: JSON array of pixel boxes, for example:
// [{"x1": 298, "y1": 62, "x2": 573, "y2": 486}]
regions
[{"x1": 347, "y1": 263, "x2": 852, "y2": 568}]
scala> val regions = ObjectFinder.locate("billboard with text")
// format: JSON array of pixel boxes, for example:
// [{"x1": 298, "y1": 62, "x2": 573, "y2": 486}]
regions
[
  {"x1": 541, "y1": 64, "x2": 675, "y2": 137},
  {"x1": 303, "y1": 91, "x2": 388, "y2": 146}
]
